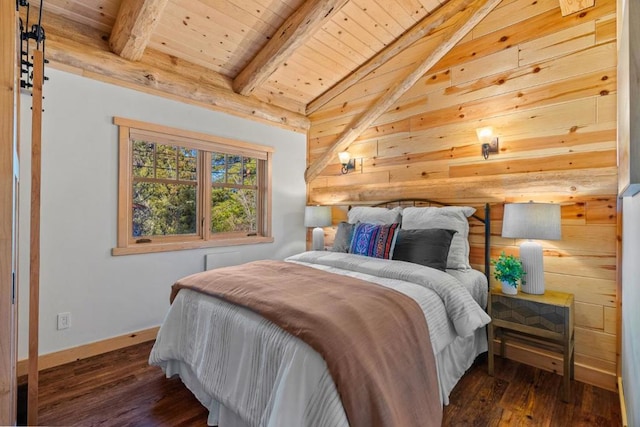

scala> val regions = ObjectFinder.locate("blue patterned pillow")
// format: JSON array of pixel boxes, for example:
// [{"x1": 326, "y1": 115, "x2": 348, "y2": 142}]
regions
[{"x1": 349, "y1": 222, "x2": 400, "y2": 259}]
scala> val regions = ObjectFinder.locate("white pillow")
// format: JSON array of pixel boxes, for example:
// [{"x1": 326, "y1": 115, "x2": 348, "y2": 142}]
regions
[
  {"x1": 347, "y1": 206, "x2": 402, "y2": 225},
  {"x1": 401, "y1": 206, "x2": 476, "y2": 270}
]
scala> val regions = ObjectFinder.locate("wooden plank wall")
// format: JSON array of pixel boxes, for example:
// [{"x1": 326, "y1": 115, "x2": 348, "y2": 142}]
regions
[{"x1": 307, "y1": 0, "x2": 618, "y2": 391}]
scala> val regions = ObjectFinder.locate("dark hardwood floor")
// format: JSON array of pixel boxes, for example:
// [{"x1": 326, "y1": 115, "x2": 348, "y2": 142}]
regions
[
  {"x1": 31, "y1": 340, "x2": 621, "y2": 426},
  {"x1": 443, "y1": 354, "x2": 621, "y2": 426},
  {"x1": 34, "y1": 341, "x2": 208, "y2": 426}
]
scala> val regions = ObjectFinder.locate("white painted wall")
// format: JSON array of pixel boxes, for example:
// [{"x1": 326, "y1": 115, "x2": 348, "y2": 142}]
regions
[
  {"x1": 18, "y1": 68, "x2": 307, "y2": 358},
  {"x1": 622, "y1": 195, "x2": 640, "y2": 425}
]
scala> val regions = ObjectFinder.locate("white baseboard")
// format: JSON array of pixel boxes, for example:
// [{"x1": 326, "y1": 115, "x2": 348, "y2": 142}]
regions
[{"x1": 17, "y1": 326, "x2": 159, "y2": 377}]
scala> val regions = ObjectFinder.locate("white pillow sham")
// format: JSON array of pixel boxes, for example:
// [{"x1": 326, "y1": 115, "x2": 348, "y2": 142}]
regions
[
  {"x1": 347, "y1": 206, "x2": 402, "y2": 225},
  {"x1": 400, "y1": 206, "x2": 476, "y2": 270}
]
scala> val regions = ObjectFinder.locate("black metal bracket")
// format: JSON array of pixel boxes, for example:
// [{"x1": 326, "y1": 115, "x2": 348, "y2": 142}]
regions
[
  {"x1": 481, "y1": 137, "x2": 499, "y2": 160},
  {"x1": 18, "y1": 0, "x2": 49, "y2": 91}
]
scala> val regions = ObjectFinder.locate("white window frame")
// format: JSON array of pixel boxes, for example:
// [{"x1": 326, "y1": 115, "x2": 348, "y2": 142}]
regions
[{"x1": 113, "y1": 117, "x2": 274, "y2": 256}]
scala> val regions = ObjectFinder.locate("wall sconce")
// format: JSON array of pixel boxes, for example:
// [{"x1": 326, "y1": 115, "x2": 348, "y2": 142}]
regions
[
  {"x1": 338, "y1": 151, "x2": 356, "y2": 174},
  {"x1": 476, "y1": 126, "x2": 499, "y2": 159}
]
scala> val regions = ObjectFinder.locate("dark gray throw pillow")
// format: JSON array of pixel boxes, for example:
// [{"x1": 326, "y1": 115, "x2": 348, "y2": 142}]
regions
[
  {"x1": 392, "y1": 228, "x2": 457, "y2": 271},
  {"x1": 332, "y1": 221, "x2": 355, "y2": 253}
]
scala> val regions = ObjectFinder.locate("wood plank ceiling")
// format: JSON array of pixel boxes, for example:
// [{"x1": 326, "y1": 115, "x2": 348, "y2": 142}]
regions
[{"x1": 28, "y1": 0, "x2": 591, "y2": 176}]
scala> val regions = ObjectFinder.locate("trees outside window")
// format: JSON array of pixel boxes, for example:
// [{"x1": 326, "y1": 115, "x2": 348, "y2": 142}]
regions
[
  {"x1": 113, "y1": 117, "x2": 273, "y2": 255},
  {"x1": 210, "y1": 154, "x2": 258, "y2": 234},
  {"x1": 132, "y1": 141, "x2": 198, "y2": 237}
]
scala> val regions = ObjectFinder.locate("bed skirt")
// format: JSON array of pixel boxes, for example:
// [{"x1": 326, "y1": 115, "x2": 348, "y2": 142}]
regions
[{"x1": 155, "y1": 325, "x2": 487, "y2": 426}]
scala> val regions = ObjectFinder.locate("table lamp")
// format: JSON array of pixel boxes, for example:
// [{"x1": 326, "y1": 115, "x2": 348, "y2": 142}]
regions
[
  {"x1": 501, "y1": 202, "x2": 561, "y2": 294},
  {"x1": 304, "y1": 206, "x2": 332, "y2": 251}
]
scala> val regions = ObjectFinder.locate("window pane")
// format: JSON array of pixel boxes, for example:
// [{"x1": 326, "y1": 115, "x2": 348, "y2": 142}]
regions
[
  {"x1": 211, "y1": 153, "x2": 226, "y2": 183},
  {"x1": 179, "y1": 147, "x2": 197, "y2": 181},
  {"x1": 133, "y1": 141, "x2": 197, "y2": 182},
  {"x1": 211, "y1": 188, "x2": 257, "y2": 233},
  {"x1": 226, "y1": 155, "x2": 242, "y2": 185},
  {"x1": 243, "y1": 157, "x2": 257, "y2": 186},
  {"x1": 132, "y1": 141, "x2": 154, "y2": 178},
  {"x1": 132, "y1": 182, "x2": 197, "y2": 237},
  {"x1": 156, "y1": 144, "x2": 177, "y2": 179}
]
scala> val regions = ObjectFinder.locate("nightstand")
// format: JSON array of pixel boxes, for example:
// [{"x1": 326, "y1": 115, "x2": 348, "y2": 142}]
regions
[{"x1": 487, "y1": 287, "x2": 575, "y2": 402}]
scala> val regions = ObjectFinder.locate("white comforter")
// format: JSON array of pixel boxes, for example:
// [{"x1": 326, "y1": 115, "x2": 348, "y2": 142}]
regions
[{"x1": 149, "y1": 252, "x2": 490, "y2": 427}]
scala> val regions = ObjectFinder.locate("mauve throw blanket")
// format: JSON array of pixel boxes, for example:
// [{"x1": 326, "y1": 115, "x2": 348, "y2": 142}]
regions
[{"x1": 171, "y1": 260, "x2": 443, "y2": 427}]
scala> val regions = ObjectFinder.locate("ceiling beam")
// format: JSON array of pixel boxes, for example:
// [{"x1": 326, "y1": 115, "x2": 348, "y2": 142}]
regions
[
  {"x1": 304, "y1": 0, "x2": 503, "y2": 183},
  {"x1": 109, "y1": 0, "x2": 170, "y2": 61},
  {"x1": 232, "y1": 0, "x2": 349, "y2": 96},
  {"x1": 35, "y1": 7, "x2": 309, "y2": 132},
  {"x1": 306, "y1": 0, "x2": 476, "y2": 116}
]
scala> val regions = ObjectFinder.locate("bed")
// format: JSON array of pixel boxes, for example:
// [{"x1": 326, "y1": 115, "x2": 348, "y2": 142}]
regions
[{"x1": 149, "y1": 199, "x2": 492, "y2": 427}]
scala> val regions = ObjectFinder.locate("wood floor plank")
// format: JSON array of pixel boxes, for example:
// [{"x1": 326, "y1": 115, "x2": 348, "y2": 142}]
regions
[
  {"x1": 27, "y1": 341, "x2": 621, "y2": 426},
  {"x1": 444, "y1": 355, "x2": 622, "y2": 427}
]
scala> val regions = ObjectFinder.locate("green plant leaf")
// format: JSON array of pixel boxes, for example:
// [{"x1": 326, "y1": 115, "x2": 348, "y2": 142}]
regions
[{"x1": 491, "y1": 251, "x2": 526, "y2": 286}]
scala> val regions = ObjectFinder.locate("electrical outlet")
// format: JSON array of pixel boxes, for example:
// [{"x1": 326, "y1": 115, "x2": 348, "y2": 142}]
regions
[{"x1": 57, "y1": 312, "x2": 71, "y2": 330}]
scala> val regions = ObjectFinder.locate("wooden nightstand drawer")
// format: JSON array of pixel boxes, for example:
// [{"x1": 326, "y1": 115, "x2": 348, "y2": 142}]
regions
[{"x1": 492, "y1": 294, "x2": 568, "y2": 335}]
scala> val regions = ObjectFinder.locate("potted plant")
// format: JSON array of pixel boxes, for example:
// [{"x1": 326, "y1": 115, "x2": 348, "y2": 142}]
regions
[{"x1": 492, "y1": 252, "x2": 526, "y2": 295}]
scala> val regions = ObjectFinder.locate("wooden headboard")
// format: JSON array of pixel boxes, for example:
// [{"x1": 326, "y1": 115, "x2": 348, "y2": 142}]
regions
[{"x1": 368, "y1": 199, "x2": 491, "y2": 288}]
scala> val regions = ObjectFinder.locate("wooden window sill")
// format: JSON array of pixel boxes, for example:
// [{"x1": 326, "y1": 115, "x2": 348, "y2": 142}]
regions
[{"x1": 112, "y1": 236, "x2": 275, "y2": 256}]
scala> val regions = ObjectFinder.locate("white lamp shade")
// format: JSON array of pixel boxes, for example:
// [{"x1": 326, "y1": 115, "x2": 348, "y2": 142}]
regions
[
  {"x1": 338, "y1": 151, "x2": 351, "y2": 164},
  {"x1": 304, "y1": 206, "x2": 332, "y2": 228},
  {"x1": 502, "y1": 202, "x2": 561, "y2": 240},
  {"x1": 476, "y1": 126, "x2": 494, "y2": 144},
  {"x1": 501, "y1": 202, "x2": 561, "y2": 295},
  {"x1": 305, "y1": 206, "x2": 331, "y2": 251}
]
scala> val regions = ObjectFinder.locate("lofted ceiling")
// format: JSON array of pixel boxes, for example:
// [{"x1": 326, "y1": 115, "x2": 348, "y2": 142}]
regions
[
  {"x1": 25, "y1": 0, "x2": 590, "y2": 165},
  {"x1": 35, "y1": 0, "x2": 446, "y2": 108},
  {"x1": 27, "y1": 0, "x2": 474, "y2": 127}
]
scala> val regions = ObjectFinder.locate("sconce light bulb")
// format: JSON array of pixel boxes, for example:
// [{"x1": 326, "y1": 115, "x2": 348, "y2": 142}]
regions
[
  {"x1": 338, "y1": 151, "x2": 351, "y2": 165},
  {"x1": 476, "y1": 126, "x2": 494, "y2": 144}
]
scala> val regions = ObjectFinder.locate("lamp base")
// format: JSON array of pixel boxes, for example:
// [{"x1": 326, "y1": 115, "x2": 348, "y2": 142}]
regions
[
  {"x1": 519, "y1": 240, "x2": 545, "y2": 294},
  {"x1": 312, "y1": 227, "x2": 325, "y2": 251}
]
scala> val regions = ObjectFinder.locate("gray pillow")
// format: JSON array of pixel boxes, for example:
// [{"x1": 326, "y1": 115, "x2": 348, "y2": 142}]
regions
[
  {"x1": 331, "y1": 222, "x2": 355, "y2": 253},
  {"x1": 392, "y1": 228, "x2": 457, "y2": 271},
  {"x1": 401, "y1": 206, "x2": 475, "y2": 270}
]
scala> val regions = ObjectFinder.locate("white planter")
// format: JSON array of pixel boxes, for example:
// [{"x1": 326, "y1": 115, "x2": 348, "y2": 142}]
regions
[{"x1": 501, "y1": 280, "x2": 518, "y2": 295}]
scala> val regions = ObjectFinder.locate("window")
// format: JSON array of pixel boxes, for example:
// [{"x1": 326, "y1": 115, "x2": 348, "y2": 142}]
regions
[{"x1": 113, "y1": 117, "x2": 274, "y2": 255}]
